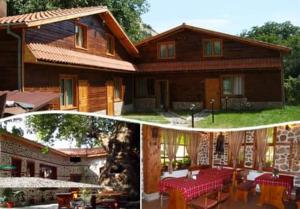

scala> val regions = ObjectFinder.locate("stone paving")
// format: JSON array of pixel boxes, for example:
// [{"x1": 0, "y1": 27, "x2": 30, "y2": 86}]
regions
[{"x1": 0, "y1": 204, "x2": 58, "y2": 209}]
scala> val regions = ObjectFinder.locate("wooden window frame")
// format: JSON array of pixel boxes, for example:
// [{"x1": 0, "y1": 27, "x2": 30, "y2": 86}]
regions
[
  {"x1": 39, "y1": 164, "x2": 57, "y2": 180},
  {"x1": 263, "y1": 127, "x2": 276, "y2": 171},
  {"x1": 113, "y1": 77, "x2": 122, "y2": 102},
  {"x1": 202, "y1": 39, "x2": 223, "y2": 57},
  {"x1": 74, "y1": 22, "x2": 88, "y2": 49},
  {"x1": 59, "y1": 75, "x2": 78, "y2": 110},
  {"x1": 157, "y1": 41, "x2": 176, "y2": 60},
  {"x1": 220, "y1": 74, "x2": 245, "y2": 97},
  {"x1": 106, "y1": 33, "x2": 115, "y2": 56},
  {"x1": 26, "y1": 161, "x2": 35, "y2": 177}
]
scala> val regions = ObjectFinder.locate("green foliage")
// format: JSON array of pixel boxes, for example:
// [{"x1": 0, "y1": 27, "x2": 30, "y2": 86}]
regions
[
  {"x1": 7, "y1": 0, "x2": 151, "y2": 42},
  {"x1": 40, "y1": 146, "x2": 49, "y2": 154},
  {"x1": 284, "y1": 76, "x2": 300, "y2": 104},
  {"x1": 26, "y1": 114, "x2": 119, "y2": 147},
  {"x1": 241, "y1": 21, "x2": 300, "y2": 77}
]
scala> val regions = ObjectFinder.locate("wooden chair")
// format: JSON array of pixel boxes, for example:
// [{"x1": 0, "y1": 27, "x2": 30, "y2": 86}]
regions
[
  {"x1": 235, "y1": 180, "x2": 255, "y2": 203},
  {"x1": 188, "y1": 189, "x2": 219, "y2": 209},
  {"x1": 0, "y1": 93, "x2": 7, "y2": 118},
  {"x1": 258, "y1": 185, "x2": 286, "y2": 209},
  {"x1": 160, "y1": 177, "x2": 175, "y2": 209}
]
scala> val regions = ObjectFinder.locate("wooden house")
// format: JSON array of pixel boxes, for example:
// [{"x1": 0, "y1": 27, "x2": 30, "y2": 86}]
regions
[{"x1": 0, "y1": 5, "x2": 291, "y2": 115}]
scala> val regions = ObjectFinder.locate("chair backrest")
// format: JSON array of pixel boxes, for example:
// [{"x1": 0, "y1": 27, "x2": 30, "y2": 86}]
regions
[{"x1": 0, "y1": 93, "x2": 7, "y2": 118}]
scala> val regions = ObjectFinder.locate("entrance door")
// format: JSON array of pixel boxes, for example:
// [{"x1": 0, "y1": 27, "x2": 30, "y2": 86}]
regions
[
  {"x1": 205, "y1": 78, "x2": 221, "y2": 110},
  {"x1": 11, "y1": 158, "x2": 22, "y2": 177},
  {"x1": 155, "y1": 80, "x2": 169, "y2": 110},
  {"x1": 78, "y1": 80, "x2": 89, "y2": 112},
  {"x1": 106, "y1": 80, "x2": 114, "y2": 116}
]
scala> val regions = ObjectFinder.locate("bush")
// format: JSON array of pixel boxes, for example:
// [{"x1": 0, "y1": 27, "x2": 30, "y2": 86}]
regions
[{"x1": 284, "y1": 76, "x2": 300, "y2": 104}]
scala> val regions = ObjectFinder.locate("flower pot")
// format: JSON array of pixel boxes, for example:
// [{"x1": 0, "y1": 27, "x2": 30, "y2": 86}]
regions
[{"x1": 6, "y1": 201, "x2": 14, "y2": 208}]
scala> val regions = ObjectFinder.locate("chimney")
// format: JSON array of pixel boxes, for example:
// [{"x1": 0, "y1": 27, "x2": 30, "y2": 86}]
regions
[{"x1": 0, "y1": 0, "x2": 7, "y2": 17}]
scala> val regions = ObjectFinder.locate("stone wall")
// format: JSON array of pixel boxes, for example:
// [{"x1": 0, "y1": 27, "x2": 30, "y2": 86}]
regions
[
  {"x1": 172, "y1": 102, "x2": 203, "y2": 111},
  {"x1": 134, "y1": 98, "x2": 156, "y2": 112},
  {"x1": 197, "y1": 133, "x2": 209, "y2": 165},
  {"x1": 244, "y1": 130, "x2": 255, "y2": 168}
]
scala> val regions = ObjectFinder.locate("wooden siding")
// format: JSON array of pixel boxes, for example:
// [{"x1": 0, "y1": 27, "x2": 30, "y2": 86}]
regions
[
  {"x1": 24, "y1": 63, "x2": 133, "y2": 111},
  {"x1": 25, "y1": 15, "x2": 132, "y2": 62},
  {"x1": 0, "y1": 30, "x2": 19, "y2": 90},
  {"x1": 136, "y1": 29, "x2": 281, "y2": 64},
  {"x1": 135, "y1": 69, "x2": 282, "y2": 103}
]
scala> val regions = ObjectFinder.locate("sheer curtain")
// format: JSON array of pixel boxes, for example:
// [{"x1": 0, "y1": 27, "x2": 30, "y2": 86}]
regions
[
  {"x1": 229, "y1": 131, "x2": 245, "y2": 168},
  {"x1": 186, "y1": 132, "x2": 202, "y2": 166},
  {"x1": 163, "y1": 129, "x2": 180, "y2": 173},
  {"x1": 256, "y1": 128, "x2": 268, "y2": 171}
]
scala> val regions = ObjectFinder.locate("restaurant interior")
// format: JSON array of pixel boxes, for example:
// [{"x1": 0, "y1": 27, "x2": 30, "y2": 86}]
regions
[{"x1": 142, "y1": 123, "x2": 300, "y2": 209}]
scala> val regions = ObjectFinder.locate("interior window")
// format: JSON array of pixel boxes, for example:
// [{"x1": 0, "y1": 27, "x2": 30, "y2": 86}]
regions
[
  {"x1": 265, "y1": 128, "x2": 275, "y2": 168},
  {"x1": 40, "y1": 164, "x2": 57, "y2": 179}
]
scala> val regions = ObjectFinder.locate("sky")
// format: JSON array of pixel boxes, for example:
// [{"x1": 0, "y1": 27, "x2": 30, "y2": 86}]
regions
[{"x1": 141, "y1": 0, "x2": 300, "y2": 35}]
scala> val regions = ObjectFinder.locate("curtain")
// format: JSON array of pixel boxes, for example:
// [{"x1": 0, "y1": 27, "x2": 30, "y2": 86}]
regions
[
  {"x1": 163, "y1": 129, "x2": 180, "y2": 173},
  {"x1": 186, "y1": 132, "x2": 202, "y2": 166},
  {"x1": 256, "y1": 128, "x2": 268, "y2": 171},
  {"x1": 229, "y1": 131, "x2": 245, "y2": 168}
]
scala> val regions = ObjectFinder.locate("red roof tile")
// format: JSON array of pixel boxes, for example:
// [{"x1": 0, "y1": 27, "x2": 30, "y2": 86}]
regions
[
  {"x1": 59, "y1": 148, "x2": 107, "y2": 157},
  {"x1": 26, "y1": 43, "x2": 137, "y2": 72}
]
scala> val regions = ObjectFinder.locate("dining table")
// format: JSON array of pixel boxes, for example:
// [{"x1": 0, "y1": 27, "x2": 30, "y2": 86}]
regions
[
  {"x1": 254, "y1": 173, "x2": 294, "y2": 209},
  {"x1": 159, "y1": 173, "x2": 224, "y2": 209}
]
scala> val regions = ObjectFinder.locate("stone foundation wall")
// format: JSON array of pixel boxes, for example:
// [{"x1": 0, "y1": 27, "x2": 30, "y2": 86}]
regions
[
  {"x1": 221, "y1": 97, "x2": 282, "y2": 110},
  {"x1": 244, "y1": 131, "x2": 255, "y2": 168},
  {"x1": 172, "y1": 102, "x2": 203, "y2": 110},
  {"x1": 198, "y1": 133, "x2": 210, "y2": 165}
]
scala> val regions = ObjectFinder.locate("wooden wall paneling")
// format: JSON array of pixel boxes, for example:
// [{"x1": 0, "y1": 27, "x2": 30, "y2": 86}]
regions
[{"x1": 143, "y1": 125, "x2": 161, "y2": 194}]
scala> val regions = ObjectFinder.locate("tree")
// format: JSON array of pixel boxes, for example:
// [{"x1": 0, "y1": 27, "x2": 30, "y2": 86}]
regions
[
  {"x1": 241, "y1": 21, "x2": 300, "y2": 77},
  {"x1": 7, "y1": 0, "x2": 151, "y2": 42},
  {"x1": 25, "y1": 114, "x2": 140, "y2": 200}
]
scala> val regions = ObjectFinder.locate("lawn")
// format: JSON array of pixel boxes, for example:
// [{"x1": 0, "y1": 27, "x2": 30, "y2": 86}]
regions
[
  {"x1": 122, "y1": 112, "x2": 170, "y2": 124},
  {"x1": 197, "y1": 106, "x2": 300, "y2": 128}
]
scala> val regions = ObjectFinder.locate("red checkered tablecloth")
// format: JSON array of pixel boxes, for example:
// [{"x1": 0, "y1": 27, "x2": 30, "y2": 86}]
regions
[
  {"x1": 159, "y1": 176, "x2": 223, "y2": 201},
  {"x1": 198, "y1": 168, "x2": 233, "y2": 183},
  {"x1": 254, "y1": 173, "x2": 294, "y2": 195}
]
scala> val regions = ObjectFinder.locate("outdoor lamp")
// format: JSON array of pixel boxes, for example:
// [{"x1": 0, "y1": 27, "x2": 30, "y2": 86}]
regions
[{"x1": 190, "y1": 104, "x2": 196, "y2": 128}]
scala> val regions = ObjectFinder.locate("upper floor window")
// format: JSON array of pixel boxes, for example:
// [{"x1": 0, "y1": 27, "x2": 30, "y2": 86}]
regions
[
  {"x1": 75, "y1": 23, "x2": 87, "y2": 49},
  {"x1": 60, "y1": 75, "x2": 76, "y2": 109},
  {"x1": 106, "y1": 34, "x2": 115, "y2": 55},
  {"x1": 222, "y1": 75, "x2": 244, "y2": 96},
  {"x1": 203, "y1": 39, "x2": 222, "y2": 57},
  {"x1": 158, "y1": 42, "x2": 175, "y2": 59}
]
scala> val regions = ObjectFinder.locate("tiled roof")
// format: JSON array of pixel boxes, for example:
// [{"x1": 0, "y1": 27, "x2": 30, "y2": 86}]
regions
[
  {"x1": 26, "y1": 43, "x2": 137, "y2": 72},
  {"x1": 137, "y1": 58, "x2": 282, "y2": 72},
  {"x1": 136, "y1": 24, "x2": 291, "y2": 53},
  {"x1": 0, "y1": 6, "x2": 106, "y2": 27},
  {"x1": 58, "y1": 148, "x2": 107, "y2": 157},
  {"x1": 0, "y1": 6, "x2": 139, "y2": 56}
]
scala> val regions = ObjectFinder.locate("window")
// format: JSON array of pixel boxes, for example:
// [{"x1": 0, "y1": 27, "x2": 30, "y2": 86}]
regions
[
  {"x1": 161, "y1": 135, "x2": 191, "y2": 171},
  {"x1": 11, "y1": 158, "x2": 22, "y2": 177},
  {"x1": 114, "y1": 78, "x2": 122, "y2": 101},
  {"x1": 265, "y1": 128, "x2": 275, "y2": 168},
  {"x1": 75, "y1": 23, "x2": 87, "y2": 48},
  {"x1": 203, "y1": 39, "x2": 222, "y2": 57},
  {"x1": 60, "y1": 76, "x2": 76, "y2": 109},
  {"x1": 39, "y1": 164, "x2": 57, "y2": 179},
  {"x1": 222, "y1": 75, "x2": 244, "y2": 96},
  {"x1": 106, "y1": 34, "x2": 115, "y2": 55},
  {"x1": 158, "y1": 42, "x2": 175, "y2": 59},
  {"x1": 135, "y1": 78, "x2": 155, "y2": 98},
  {"x1": 26, "y1": 161, "x2": 35, "y2": 177}
]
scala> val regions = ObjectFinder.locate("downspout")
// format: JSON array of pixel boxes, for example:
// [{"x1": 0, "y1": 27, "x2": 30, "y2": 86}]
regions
[
  {"x1": 280, "y1": 52, "x2": 285, "y2": 107},
  {"x1": 7, "y1": 26, "x2": 23, "y2": 91}
]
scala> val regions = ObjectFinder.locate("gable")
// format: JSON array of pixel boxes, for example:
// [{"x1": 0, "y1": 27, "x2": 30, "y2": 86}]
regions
[{"x1": 136, "y1": 26, "x2": 285, "y2": 63}]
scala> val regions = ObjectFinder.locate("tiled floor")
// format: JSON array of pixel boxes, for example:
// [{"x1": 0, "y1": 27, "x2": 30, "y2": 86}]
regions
[{"x1": 142, "y1": 194, "x2": 297, "y2": 209}]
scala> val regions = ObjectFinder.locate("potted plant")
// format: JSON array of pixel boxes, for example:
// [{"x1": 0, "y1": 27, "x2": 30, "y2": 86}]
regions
[
  {"x1": 2, "y1": 188, "x2": 14, "y2": 208},
  {"x1": 80, "y1": 188, "x2": 92, "y2": 207},
  {"x1": 14, "y1": 190, "x2": 27, "y2": 206}
]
